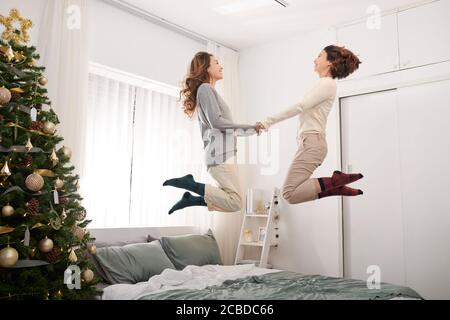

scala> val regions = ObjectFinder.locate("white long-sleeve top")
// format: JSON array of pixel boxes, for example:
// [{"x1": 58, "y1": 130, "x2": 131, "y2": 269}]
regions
[{"x1": 260, "y1": 77, "x2": 337, "y2": 139}]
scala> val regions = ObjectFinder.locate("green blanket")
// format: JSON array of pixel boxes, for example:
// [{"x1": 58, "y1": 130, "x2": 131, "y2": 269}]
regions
[{"x1": 140, "y1": 271, "x2": 423, "y2": 300}]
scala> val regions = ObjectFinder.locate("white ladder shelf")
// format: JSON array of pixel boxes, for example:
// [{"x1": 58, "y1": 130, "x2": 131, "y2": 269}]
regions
[{"x1": 235, "y1": 187, "x2": 280, "y2": 268}]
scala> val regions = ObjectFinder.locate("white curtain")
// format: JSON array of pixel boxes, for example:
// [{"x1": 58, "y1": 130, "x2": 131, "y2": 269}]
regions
[
  {"x1": 83, "y1": 69, "x2": 213, "y2": 232},
  {"x1": 129, "y1": 87, "x2": 213, "y2": 229},
  {"x1": 207, "y1": 42, "x2": 246, "y2": 265},
  {"x1": 83, "y1": 74, "x2": 135, "y2": 228},
  {"x1": 38, "y1": 0, "x2": 89, "y2": 180}
]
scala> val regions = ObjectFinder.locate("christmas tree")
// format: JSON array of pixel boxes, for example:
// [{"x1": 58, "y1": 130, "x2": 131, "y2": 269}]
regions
[{"x1": 0, "y1": 9, "x2": 99, "y2": 299}]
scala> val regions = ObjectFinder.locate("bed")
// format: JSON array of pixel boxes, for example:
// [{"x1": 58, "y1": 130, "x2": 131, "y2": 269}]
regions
[{"x1": 88, "y1": 227, "x2": 423, "y2": 300}]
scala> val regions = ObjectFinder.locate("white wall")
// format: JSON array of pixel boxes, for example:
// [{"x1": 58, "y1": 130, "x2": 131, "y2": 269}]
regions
[
  {"x1": 87, "y1": 0, "x2": 205, "y2": 87},
  {"x1": 240, "y1": 26, "x2": 342, "y2": 278},
  {"x1": 240, "y1": 0, "x2": 450, "y2": 285},
  {"x1": 0, "y1": 0, "x2": 47, "y2": 47},
  {"x1": 1, "y1": 0, "x2": 204, "y2": 87}
]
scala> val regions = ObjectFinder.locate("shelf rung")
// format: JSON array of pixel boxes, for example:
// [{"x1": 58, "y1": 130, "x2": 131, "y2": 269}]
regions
[
  {"x1": 236, "y1": 260, "x2": 273, "y2": 269},
  {"x1": 240, "y1": 242, "x2": 277, "y2": 247},
  {"x1": 240, "y1": 242, "x2": 264, "y2": 247},
  {"x1": 236, "y1": 259, "x2": 259, "y2": 264},
  {"x1": 245, "y1": 214, "x2": 269, "y2": 218}
]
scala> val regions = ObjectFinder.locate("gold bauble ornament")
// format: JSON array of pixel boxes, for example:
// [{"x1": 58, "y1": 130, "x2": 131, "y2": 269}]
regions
[
  {"x1": 43, "y1": 121, "x2": 56, "y2": 135},
  {"x1": 25, "y1": 138, "x2": 33, "y2": 152},
  {"x1": 0, "y1": 245, "x2": 19, "y2": 268},
  {"x1": 38, "y1": 77, "x2": 48, "y2": 86},
  {"x1": 50, "y1": 148, "x2": 59, "y2": 167},
  {"x1": 82, "y1": 268, "x2": 94, "y2": 283},
  {"x1": 68, "y1": 248, "x2": 77, "y2": 263},
  {"x1": 72, "y1": 226, "x2": 85, "y2": 241},
  {"x1": 54, "y1": 178, "x2": 64, "y2": 189},
  {"x1": 1, "y1": 204, "x2": 14, "y2": 217},
  {"x1": 1, "y1": 161, "x2": 11, "y2": 177},
  {"x1": 87, "y1": 243, "x2": 97, "y2": 255},
  {"x1": 0, "y1": 87, "x2": 12, "y2": 105},
  {"x1": 38, "y1": 236, "x2": 54, "y2": 253},
  {"x1": 25, "y1": 173, "x2": 44, "y2": 192},
  {"x1": 59, "y1": 146, "x2": 72, "y2": 159}
]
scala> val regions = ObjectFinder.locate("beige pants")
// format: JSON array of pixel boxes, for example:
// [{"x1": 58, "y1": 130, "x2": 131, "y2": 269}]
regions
[
  {"x1": 204, "y1": 156, "x2": 243, "y2": 212},
  {"x1": 282, "y1": 132, "x2": 328, "y2": 204}
]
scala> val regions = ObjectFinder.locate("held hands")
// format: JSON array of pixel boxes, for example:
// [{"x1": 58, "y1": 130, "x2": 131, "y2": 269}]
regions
[{"x1": 255, "y1": 122, "x2": 267, "y2": 136}]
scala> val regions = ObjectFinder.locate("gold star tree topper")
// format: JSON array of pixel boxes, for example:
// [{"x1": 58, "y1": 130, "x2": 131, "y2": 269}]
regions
[{"x1": 0, "y1": 8, "x2": 33, "y2": 44}]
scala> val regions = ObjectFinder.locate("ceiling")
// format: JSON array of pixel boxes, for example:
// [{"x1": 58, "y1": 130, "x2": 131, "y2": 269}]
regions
[{"x1": 120, "y1": 0, "x2": 427, "y2": 50}]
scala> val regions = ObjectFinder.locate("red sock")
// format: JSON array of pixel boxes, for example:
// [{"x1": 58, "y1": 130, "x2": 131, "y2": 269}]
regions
[
  {"x1": 318, "y1": 170, "x2": 364, "y2": 192},
  {"x1": 318, "y1": 185, "x2": 363, "y2": 199}
]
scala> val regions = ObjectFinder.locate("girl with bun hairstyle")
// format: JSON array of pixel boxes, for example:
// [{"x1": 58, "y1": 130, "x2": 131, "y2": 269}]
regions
[{"x1": 256, "y1": 45, "x2": 364, "y2": 204}]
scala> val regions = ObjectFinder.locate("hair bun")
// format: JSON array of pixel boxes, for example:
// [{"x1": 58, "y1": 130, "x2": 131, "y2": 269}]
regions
[{"x1": 324, "y1": 45, "x2": 362, "y2": 79}]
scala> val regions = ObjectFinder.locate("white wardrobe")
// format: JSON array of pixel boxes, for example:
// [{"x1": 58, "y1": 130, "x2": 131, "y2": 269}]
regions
[
  {"x1": 340, "y1": 80, "x2": 450, "y2": 300},
  {"x1": 337, "y1": 0, "x2": 450, "y2": 299}
]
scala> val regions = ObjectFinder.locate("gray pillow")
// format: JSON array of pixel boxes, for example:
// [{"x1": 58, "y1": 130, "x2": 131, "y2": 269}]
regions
[
  {"x1": 92, "y1": 241, "x2": 175, "y2": 284},
  {"x1": 96, "y1": 240, "x2": 136, "y2": 248},
  {"x1": 147, "y1": 234, "x2": 160, "y2": 243},
  {"x1": 159, "y1": 229, "x2": 223, "y2": 270}
]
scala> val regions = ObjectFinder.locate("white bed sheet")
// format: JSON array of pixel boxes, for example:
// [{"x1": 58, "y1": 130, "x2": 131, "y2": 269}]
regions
[{"x1": 102, "y1": 264, "x2": 279, "y2": 300}]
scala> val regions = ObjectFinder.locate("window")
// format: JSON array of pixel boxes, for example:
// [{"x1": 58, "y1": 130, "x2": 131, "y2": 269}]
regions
[{"x1": 83, "y1": 63, "x2": 212, "y2": 228}]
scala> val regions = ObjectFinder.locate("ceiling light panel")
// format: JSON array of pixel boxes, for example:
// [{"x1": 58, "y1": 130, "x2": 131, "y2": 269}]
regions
[{"x1": 214, "y1": 0, "x2": 285, "y2": 15}]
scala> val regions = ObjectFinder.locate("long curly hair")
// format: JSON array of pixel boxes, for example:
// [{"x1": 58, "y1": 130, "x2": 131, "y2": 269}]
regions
[
  {"x1": 180, "y1": 52, "x2": 212, "y2": 118},
  {"x1": 324, "y1": 45, "x2": 362, "y2": 79}
]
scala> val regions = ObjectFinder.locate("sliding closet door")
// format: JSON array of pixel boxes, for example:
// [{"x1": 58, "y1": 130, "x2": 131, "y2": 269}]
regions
[
  {"x1": 397, "y1": 79, "x2": 450, "y2": 299},
  {"x1": 341, "y1": 89, "x2": 406, "y2": 286}
]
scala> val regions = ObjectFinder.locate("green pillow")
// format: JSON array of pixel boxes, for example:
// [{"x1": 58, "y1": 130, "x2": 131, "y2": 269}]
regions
[
  {"x1": 159, "y1": 229, "x2": 223, "y2": 270},
  {"x1": 92, "y1": 241, "x2": 175, "y2": 284}
]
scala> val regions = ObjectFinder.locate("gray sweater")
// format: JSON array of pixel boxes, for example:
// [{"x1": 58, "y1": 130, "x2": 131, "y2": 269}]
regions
[{"x1": 196, "y1": 83, "x2": 256, "y2": 168}]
